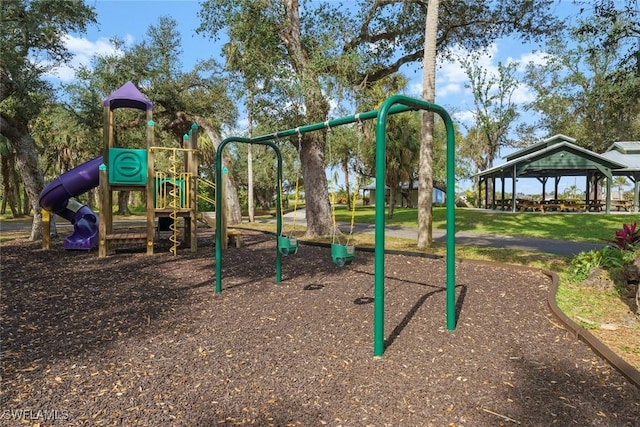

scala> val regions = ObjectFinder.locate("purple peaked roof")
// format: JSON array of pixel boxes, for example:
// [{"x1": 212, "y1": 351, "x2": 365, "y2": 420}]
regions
[{"x1": 103, "y1": 81, "x2": 153, "y2": 111}]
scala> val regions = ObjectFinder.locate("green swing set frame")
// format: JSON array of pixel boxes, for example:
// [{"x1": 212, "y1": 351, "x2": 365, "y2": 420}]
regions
[{"x1": 215, "y1": 94, "x2": 456, "y2": 357}]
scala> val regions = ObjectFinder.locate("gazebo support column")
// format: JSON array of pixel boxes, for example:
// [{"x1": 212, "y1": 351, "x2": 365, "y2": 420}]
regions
[
  {"x1": 537, "y1": 177, "x2": 548, "y2": 201},
  {"x1": 511, "y1": 164, "x2": 517, "y2": 212},
  {"x1": 499, "y1": 173, "x2": 506, "y2": 210},
  {"x1": 633, "y1": 178, "x2": 639, "y2": 212}
]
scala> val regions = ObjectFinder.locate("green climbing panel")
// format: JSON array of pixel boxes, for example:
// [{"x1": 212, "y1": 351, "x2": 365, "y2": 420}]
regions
[{"x1": 108, "y1": 148, "x2": 147, "y2": 185}]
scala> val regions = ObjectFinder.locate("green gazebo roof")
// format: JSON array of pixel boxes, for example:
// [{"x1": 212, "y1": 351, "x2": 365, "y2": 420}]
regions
[{"x1": 477, "y1": 134, "x2": 627, "y2": 179}]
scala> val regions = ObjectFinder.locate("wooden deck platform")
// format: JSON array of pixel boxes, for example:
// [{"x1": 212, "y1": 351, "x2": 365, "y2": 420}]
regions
[{"x1": 105, "y1": 232, "x2": 148, "y2": 244}]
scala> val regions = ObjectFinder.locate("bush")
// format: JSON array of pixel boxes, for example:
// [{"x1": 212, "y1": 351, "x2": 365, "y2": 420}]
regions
[
  {"x1": 607, "y1": 221, "x2": 640, "y2": 251},
  {"x1": 569, "y1": 246, "x2": 626, "y2": 283}
]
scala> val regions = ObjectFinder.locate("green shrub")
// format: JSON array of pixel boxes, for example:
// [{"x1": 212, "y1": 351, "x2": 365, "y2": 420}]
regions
[{"x1": 569, "y1": 246, "x2": 626, "y2": 282}]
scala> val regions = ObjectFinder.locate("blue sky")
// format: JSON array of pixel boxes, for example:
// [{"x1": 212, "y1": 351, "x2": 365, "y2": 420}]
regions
[{"x1": 53, "y1": 0, "x2": 585, "y2": 194}]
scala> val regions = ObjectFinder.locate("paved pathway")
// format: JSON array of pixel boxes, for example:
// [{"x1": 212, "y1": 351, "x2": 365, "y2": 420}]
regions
[
  {"x1": 0, "y1": 211, "x2": 605, "y2": 257},
  {"x1": 280, "y1": 209, "x2": 605, "y2": 257}
]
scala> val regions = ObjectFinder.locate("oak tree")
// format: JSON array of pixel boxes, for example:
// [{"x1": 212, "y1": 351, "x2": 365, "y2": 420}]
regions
[{"x1": 0, "y1": 0, "x2": 96, "y2": 239}]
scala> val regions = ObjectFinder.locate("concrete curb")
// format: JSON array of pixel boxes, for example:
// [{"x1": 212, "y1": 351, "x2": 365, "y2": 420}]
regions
[{"x1": 544, "y1": 269, "x2": 640, "y2": 388}]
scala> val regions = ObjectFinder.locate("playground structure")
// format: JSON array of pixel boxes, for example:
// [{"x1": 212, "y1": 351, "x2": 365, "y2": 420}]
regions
[
  {"x1": 38, "y1": 87, "x2": 456, "y2": 358},
  {"x1": 215, "y1": 95, "x2": 457, "y2": 357},
  {"x1": 40, "y1": 82, "x2": 208, "y2": 257}
]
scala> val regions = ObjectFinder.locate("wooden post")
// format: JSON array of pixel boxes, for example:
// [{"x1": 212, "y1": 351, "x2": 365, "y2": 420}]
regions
[
  {"x1": 146, "y1": 111, "x2": 155, "y2": 255},
  {"x1": 221, "y1": 171, "x2": 228, "y2": 250},
  {"x1": 100, "y1": 105, "x2": 113, "y2": 257},
  {"x1": 188, "y1": 125, "x2": 198, "y2": 251},
  {"x1": 103, "y1": 106, "x2": 111, "y2": 161},
  {"x1": 42, "y1": 209, "x2": 50, "y2": 250},
  {"x1": 98, "y1": 164, "x2": 109, "y2": 257}
]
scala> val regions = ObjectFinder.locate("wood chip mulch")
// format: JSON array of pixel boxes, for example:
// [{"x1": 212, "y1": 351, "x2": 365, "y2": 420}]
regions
[{"x1": 1, "y1": 229, "x2": 639, "y2": 426}]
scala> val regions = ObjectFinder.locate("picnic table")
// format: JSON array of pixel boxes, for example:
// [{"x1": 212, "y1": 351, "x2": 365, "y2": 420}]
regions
[
  {"x1": 517, "y1": 199, "x2": 543, "y2": 212},
  {"x1": 518, "y1": 199, "x2": 591, "y2": 213},
  {"x1": 612, "y1": 200, "x2": 633, "y2": 211},
  {"x1": 504, "y1": 198, "x2": 630, "y2": 213},
  {"x1": 586, "y1": 201, "x2": 604, "y2": 212},
  {"x1": 495, "y1": 198, "x2": 513, "y2": 210}
]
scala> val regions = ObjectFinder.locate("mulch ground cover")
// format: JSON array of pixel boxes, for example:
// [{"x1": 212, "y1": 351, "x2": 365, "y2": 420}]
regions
[{"x1": 1, "y1": 229, "x2": 639, "y2": 426}]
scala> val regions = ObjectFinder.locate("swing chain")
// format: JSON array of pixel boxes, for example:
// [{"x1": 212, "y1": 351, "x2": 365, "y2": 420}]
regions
[
  {"x1": 355, "y1": 113, "x2": 363, "y2": 133},
  {"x1": 296, "y1": 127, "x2": 302, "y2": 150},
  {"x1": 345, "y1": 113, "x2": 363, "y2": 247},
  {"x1": 325, "y1": 120, "x2": 339, "y2": 245},
  {"x1": 289, "y1": 127, "x2": 302, "y2": 237}
]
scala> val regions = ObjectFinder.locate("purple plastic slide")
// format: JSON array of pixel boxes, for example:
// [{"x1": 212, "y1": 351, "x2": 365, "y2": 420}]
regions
[{"x1": 39, "y1": 156, "x2": 103, "y2": 250}]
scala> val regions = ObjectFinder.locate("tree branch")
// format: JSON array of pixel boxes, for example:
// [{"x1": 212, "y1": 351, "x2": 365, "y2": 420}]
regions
[{"x1": 356, "y1": 50, "x2": 424, "y2": 87}]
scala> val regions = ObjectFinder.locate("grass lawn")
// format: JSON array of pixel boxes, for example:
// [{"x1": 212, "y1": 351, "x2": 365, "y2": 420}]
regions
[{"x1": 332, "y1": 206, "x2": 635, "y2": 243}]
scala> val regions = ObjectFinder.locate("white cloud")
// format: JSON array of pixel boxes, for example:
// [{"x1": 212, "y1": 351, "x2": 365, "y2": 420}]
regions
[
  {"x1": 408, "y1": 82, "x2": 422, "y2": 97},
  {"x1": 452, "y1": 109, "x2": 475, "y2": 125},
  {"x1": 434, "y1": 43, "x2": 501, "y2": 103},
  {"x1": 515, "y1": 50, "x2": 549, "y2": 70},
  {"x1": 46, "y1": 34, "x2": 131, "y2": 82},
  {"x1": 431, "y1": 42, "x2": 547, "y2": 110},
  {"x1": 437, "y1": 57, "x2": 469, "y2": 84},
  {"x1": 328, "y1": 97, "x2": 340, "y2": 117},
  {"x1": 435, "y1": 83, "x2": 462, "y2": 98},
  {"x1": 510, "y1": 82, "x2": 536, "y2": 104},
  {"x1": 236, "y1": 117, "x2": 250, "y2": 132}
]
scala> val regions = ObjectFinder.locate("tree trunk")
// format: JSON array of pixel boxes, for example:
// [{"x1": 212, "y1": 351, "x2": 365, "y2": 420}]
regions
[
  {"x1": 224, "y1": 172, "x2": 243, "y2": 224},
  {"x1": 388, "y1": 185, "x2": 396, "y2": 219},
  {"x1": 417, "y1": 0, "x2": 439, "y2": 250},
  {"x1": 117, "y1": 191, "x2": 130, "y2": 215},
  {"x1": 15, "y1": 168, "x2": 25, "y2": 216},
  {"x1": 342, "y1": 157, "x2": 351, "y2": 210},
  {"x1": 192, "y1": 115, "x2": 243, "y2": 224},
  {"x1": 22, "y1": 187, "x2": 29, "y2": 215},
  {"x1": 50, "y1": 213, "x2": 59, "y2": 238},
  {"x1": 86, "y1": 188, "x2": 97, "y2": 210},
  {"x1": 1, "y1": 152, "x2": 20, "y2": 217},
  {"x1": 299, "y1": 134, "x2": 332, "y2": 236},
  {"x1": 279, "y1": 0, "x2": 333, "y2": 237},
  {"x1": 0, "y1": 115, "x2": 44, "y2": 240}
]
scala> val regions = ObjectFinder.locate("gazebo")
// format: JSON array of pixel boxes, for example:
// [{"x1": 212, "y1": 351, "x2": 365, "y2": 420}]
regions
[
  {"x1": 475, "y1": 134, "x2": 639, "y2": 213},
  {"x1": 601, "y1": 141, "x2": 640, "y2": 211}
]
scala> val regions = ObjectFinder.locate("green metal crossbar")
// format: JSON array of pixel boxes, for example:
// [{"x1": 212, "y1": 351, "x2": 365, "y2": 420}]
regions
[{"x1": 214, "y1": 95, "x2": 456, "y2": 358}]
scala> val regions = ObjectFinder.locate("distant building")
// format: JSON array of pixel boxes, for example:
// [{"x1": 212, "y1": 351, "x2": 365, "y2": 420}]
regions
[
  {"x1": 361, "y1": 180, "x2": 445, "y2": 207},
  {"x1": 475, "y1": 135, "x2": 639, "y2": 212}
]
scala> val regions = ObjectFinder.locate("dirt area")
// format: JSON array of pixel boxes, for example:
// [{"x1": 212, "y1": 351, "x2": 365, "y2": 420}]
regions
[{"x1": 1, "y1": 229, "x2": 639, "y2": 426}]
